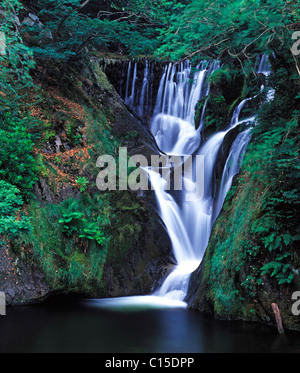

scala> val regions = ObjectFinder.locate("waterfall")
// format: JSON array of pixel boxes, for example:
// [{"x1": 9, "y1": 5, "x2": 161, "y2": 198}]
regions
[
  {"x1": 148, "y1": 96, "x2": 256, "y2": 301},
  {"x1": 256, "y1": 54, "x2": 275, "y2": 101},
  {"x1": 100, "y1": 56, "x2": 271, "y2": 308},
  {"x1": 150, "y1": 61, "x2": 219, "y2": 155},
  {"x1": 145, "y1": 61, "x2": 261, "y2": 302},
  {"x1": 125, "y1": 61, "x2": 132, "y2": 103},
  {"x1": 123, "y1": 59, "x2": 154, "y2": 118},
  {"x1": 256, "y1": 54, "x2": 271, "y2": 75},
  {"x1": 137, "y1": 60, "x2": 149, "y2": 116},
  {"x1": 125, "y1": 61, "x2": 137, "y2": 108}
]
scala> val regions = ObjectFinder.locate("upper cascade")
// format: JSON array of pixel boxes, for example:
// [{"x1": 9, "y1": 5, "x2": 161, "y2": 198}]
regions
[{"x1": 150, "y1": 60, "x2": 220, "y2": 155}]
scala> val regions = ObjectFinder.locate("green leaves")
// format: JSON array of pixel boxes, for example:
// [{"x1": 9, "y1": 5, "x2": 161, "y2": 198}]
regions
[
  {"x1": 0, "y1": 0, "x2": 35, "y2": 110},
  {"x1": 58, "y1": 200, "x2": 107, "y2": 247},
  {"x1": 155, "y1": 0, "x2": 300, "y2": 70},
  {"x1": 21, "y1": 0, "x2": 170, "y2": 63},
  {"x1": 0, "y1": 180, "x2": 31, "y2": 242},
  {"x1": 0, "y1": 112, "x2": 38, "y2": 199},
  {"x1": 0, "y1": 180, "x2": 23, "y2": 215},
  {"x1": 28, "y1": 193, "x2": 113, "y2": 288},
  {"x1": 76, "y1": 176, "x2": 89, "y2": 192},
  {"x1": 260, "y1": 261, "x2": 294, "y2": 285},
  {"x1": 239, "y1": 81, "x2": 300, "y2": 291}
]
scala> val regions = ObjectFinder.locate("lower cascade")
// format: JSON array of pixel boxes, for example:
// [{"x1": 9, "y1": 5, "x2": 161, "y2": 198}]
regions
[{"x1": 100, "y1": 57, "x2": 271, "y2": 308}]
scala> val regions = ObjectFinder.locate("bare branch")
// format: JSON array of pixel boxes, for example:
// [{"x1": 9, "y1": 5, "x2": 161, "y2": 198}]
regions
[{"x1": 290, "y1": 48, "x2": 300, "y2": 76}]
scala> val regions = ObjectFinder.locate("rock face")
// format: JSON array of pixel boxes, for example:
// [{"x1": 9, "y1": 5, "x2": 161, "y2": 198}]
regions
[
  {"x1": 213, "y1": 126, "x2": 240, "y2": 185},
  {"x1": 0, "y1": 246, "x2": 49, "y2": 305},
  {"x1": 186, "y1": 173, "x2": 300, "y2": 332},
  {"x1": 100, "y1": 58, "x2": 163, "y2": 121},
  {"x1": 0, "y1": 59, "x2": 172, "y2": 305},
  {"x1": 102, "y1": 226, "x2": 172, "y2": 297},
  {"x1": 84, "y1": 58, "x2": 173, "y2": 297}
]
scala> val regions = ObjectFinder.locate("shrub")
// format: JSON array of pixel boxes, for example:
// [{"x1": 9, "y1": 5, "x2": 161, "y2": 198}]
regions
[
  {"x1": 0, "y1": 180, "x2": 31, "y2": 243},
  {"x1": 0, "y1": 112, "x2": 37, "y2": 199}
]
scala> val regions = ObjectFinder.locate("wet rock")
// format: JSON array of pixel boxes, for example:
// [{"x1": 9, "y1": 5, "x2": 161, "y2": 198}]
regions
[
  {"x1": 0, "y1": 247, "x2": 50, "y2": 306},
  {"x1": 33, "y1": 178, "x2": 56, "y2": 205},
  {"x1": 214, "y1": 126, "x2": 240, "y2": 182}
]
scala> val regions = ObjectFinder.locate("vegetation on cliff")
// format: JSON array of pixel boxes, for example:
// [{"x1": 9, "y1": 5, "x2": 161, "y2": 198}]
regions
[{"x1": 0, "y1": 0, "x2": 170, "y2": 301}]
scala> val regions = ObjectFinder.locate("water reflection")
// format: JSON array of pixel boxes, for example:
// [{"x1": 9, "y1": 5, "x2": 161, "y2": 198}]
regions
[
  {"x1": 87, "y1": 295, "x2": 187, "y2": 311},
  {"x1": 0, "y1": 298, "x2": 299, "y2": 353}
]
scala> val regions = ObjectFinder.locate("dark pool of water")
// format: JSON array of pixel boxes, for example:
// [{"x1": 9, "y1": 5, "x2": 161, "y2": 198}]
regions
[{"x1": 0, "y1": 296, "x2": 299, "y2": 353}]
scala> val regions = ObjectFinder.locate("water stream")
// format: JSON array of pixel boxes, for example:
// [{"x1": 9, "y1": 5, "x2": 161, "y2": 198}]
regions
[
  {"x1": 95, "y1": 56, "x2": 271, "y2": 308},
  {"x1": 147, "y1": 62, "x2": 255, "y2": 302}
]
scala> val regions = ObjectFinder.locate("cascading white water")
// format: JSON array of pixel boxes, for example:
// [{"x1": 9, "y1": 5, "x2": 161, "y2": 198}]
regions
[
  {"x1": 124, "y1": 60, "x2": 153, "y2": 117},
  {"x1": 94, "y1": 56, "x2": 272, "y2": 310},
  {"x1": 256, "y1": 54, "x2": 275, "y2": 101},
  {"x1": 125, "y1": 61, "x2": 137, "y2": 107},
  {"x1": 151, "y1": 61, "x2": 220, "y2": 155},
  {"x1": 138, "y1": 60, "x2": 149, "y2": 116},
  {"x1": 123, "y1": 58, "x2": 264, "y2": 303},
  {"x1": 149, "y1": 93, "x2": 256, "y2": 301},
  {"x1": 256, "y1": 54, "x2": 271, "y2": 75},
  {"x1": 147, "y1": 57, "x2": 273, "y2": 302}
]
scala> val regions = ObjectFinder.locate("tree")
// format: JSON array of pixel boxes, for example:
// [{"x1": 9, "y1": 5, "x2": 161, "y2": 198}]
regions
[
  {"x1": 22, "y1": 0, "x2": 111, "y2": 64},
  {"x1": 0, "y1": 0, "x2": 35, "y2": 112},
  {"x1": 155, "y1": 0, "x2": 300, "y2": 76},
  {"x1": 21, "y1": 0, "x2": 181, "y2": 63},
  {"x1": 0, "y1": 1, "x2": 38, "y2": 201}
]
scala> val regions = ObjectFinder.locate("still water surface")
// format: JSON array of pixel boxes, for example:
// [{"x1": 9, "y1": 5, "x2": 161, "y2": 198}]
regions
[{"x1": 0, "y1": 296, "x2": 299, "y2": 353}]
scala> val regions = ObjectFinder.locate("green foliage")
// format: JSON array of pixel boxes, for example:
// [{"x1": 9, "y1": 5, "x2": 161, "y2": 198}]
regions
[
  {"x1": 21, "y1": 0, "x2": 177, "y2": 65},
  {"x1": 213, "y1": 95, "x2": 225, "y2": 104},
  {"x1": 0, "y1": 112, "x2": 38, "y2": 199},
  {"x1": 28, "y1": 187, "x2": 146, "y2": 290},
  {"x1": 199, "y1": 63, "x2": 249, "y2": 134},
  {"x1": 85, "y1": 107, "x2": 119, "y2": 159},
  {"x1": 24, "y1": 0, "x2": 115, "y2": 63},
  {"x1": 0, "y1": 0, "x2": 35, "y2": 111},
  {"x1": 76, "y1": 176, "x2": 89, "y2": 192},
  {"x1": 29, "y1": 193, "x2": 111, "y2": 288},
  {"x1": 58, "y1": 200, "x2": 106, "y2": 245},
  {"x1": 209, "y1": 68, "x2": 237, "y2": 86},
  {"x1": 0, "y1": 180, "x2": 23, "y2": 215},
  {"x1": 156, "y1": 0, "x2": 300, "y2": 67},
  {"x1": 107, "y1": 191, "x2": 145, "y2": 260},
  {"x1": 260, "y1": 261, "x2": 294, "y2": 285},
  {"x1": 0, "y1": 0, "x2": 42, "y2": 216},
  {"x1": 0, "y1": 180, "x2": 31, "y2": 243},
  {"x1": 241, "y1": 79, "x2": 300, "y2": 289}
]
